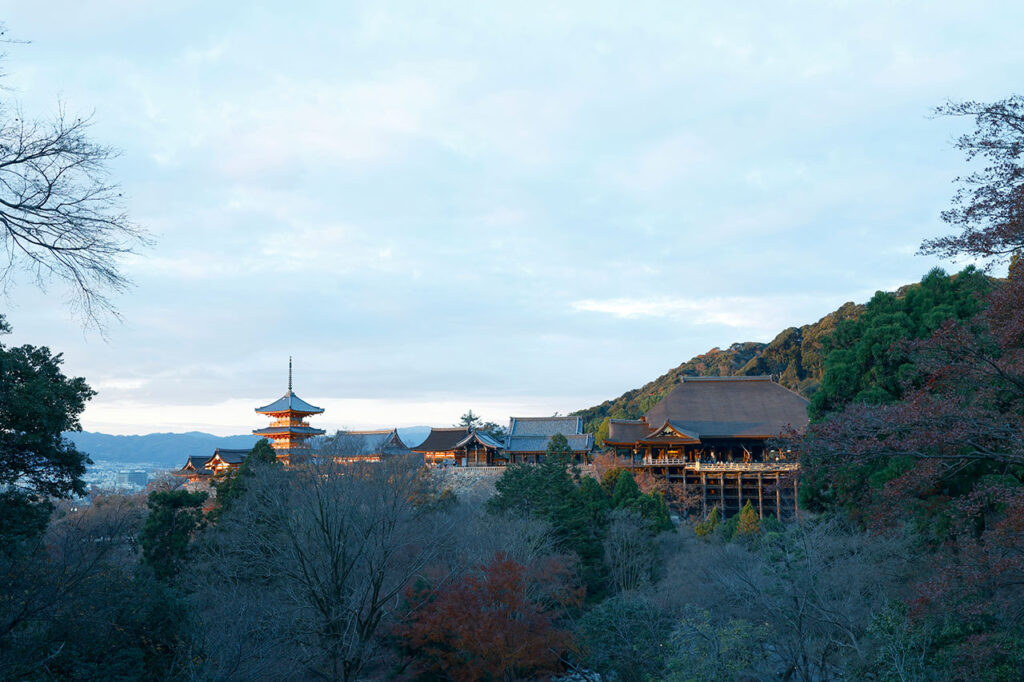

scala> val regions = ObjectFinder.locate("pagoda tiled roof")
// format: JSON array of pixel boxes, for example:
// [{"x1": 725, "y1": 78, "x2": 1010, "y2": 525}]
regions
[
  {"x1": 255, "y1": 391, "x2": 324, "y2": 415},
  {"x1": 253, "y1": 425, "x2": 326, "y2": 436},
  {"x1": 642, "y1": 376, "x2": 809, "y2": 438},
  {"x1": 638, "y1": 420, "x2": 701, "y2": 443}
]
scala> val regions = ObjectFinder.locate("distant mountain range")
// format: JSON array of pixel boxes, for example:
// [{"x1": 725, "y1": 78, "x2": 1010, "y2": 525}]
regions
[{"x1": 67, "y1": 426, "x2": 433, "y2": 469}]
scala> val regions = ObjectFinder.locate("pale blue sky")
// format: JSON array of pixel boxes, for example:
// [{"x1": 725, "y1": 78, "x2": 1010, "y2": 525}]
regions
[{"x1": 2, "y1": 1, "x2": 1021, "y2": 435}]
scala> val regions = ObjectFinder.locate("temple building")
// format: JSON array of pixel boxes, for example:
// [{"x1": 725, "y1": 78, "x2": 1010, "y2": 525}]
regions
[
  {"x1": 175, "y1": 448, "x2": 251, "y2": 484},
  {"x1": 321, "y1": 429, "x2": 414, "y2": 462},
  {"x1": 603, "y1": 376, "x2": 808, "y2": 519},
  {"x1": 174, "y1": 359, "x2": 325, "y2": 480},
  {"x1": 177, "y1": 454, "x2": 214, "y2": 483},
  {"x1": 505, "y1": 416, "x2": 595, "y2": 464},
  {"x1": 253, "y1": 359, "x2": 325, "y2": 465},
  {"x1": 412, "y1": 427, "x2": 506, "y2": 467}
]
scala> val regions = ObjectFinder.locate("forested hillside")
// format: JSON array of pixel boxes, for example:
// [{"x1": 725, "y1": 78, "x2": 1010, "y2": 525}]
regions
[
  {"x1": 574, "y1": 301, "x2": 862, "y2": 434},
  {"x1": 576, "y1": 268, "x2": 990, "y2": 437}
]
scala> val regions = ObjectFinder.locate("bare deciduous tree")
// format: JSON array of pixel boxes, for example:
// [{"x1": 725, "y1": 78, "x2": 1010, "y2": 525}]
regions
[
  {"x1": 652, "y1": 517, "x2": 914, "y2": 681},
  {"x1": 0, "y1": 26, "x2": 148, "y2": 325},
  {"x1": 604, "y1": 509, "x2": 656, "y2": 593},
  {"x1": 188, "y1": 455, "x2": 458, "y2": 681}
]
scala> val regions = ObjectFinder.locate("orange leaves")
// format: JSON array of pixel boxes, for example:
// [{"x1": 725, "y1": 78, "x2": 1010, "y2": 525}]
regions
[{"x1": 394, "y1": 552, "x2": 581, "y2": 681}]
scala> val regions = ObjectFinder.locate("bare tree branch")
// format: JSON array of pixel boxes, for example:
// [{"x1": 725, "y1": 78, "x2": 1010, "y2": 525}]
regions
[{"x1": 0, "y1": 29, "x2": 149, "y2": 328}]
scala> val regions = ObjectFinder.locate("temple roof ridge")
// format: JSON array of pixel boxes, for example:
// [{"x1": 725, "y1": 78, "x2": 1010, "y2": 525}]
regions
[{"x1": 255, "y1": 389, "x2": 325, "y2": 415}]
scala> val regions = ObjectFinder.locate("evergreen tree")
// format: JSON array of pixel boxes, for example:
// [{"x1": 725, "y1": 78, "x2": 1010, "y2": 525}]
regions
[
  {"x1": 735, "y1": 501, "x2": 761, "y2": 537},
  {"x1": 138, "y1": 489, "x2": 207, "y2": 581},
  {"x1": 611, "y1": 471, "x2": 641, "y2": 508},
  {"x1": 458, "y1": 410, "x2": 483, "y2": 430},
  {"x1": 809, "y1": 267, "x2": 989, "y2": 420},
  {"x1": 546, "y1": 432, "x2": 573, "y2": 460},
  {"x1": 695, "y1": 507, "x2": 720, "y2": 539},
  {"x1": 0, "y1": 315, "x2": 94, "y2": 545},
  {"x1": 578, "y1": 476, "x2": 611, "y2": 526},
  {"x1": 210, "y1": 438, "x2": 278, "y2": 519},
  {"x1": 489, "y1": 449, "x2": 606, "y2": 595}
]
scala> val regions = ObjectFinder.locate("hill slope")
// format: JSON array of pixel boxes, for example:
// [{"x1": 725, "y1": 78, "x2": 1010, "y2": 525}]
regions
[{"x1": 573, "y1": 301, "x2": 862, "y2": 433}]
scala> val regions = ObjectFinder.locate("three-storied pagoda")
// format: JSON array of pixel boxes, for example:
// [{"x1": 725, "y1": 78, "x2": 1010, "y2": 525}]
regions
[{"x1": 253, "y1": 358, "x2": 325, "y2": 465}]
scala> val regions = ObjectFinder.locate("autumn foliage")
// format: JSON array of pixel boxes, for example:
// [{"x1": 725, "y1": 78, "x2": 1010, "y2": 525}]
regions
[
  {"x1": 394, "y1": 552, "x2": 581, "y2": 681},
  {"x1": 792, "y1": 96, "x2": 1024, "y2": 677}
]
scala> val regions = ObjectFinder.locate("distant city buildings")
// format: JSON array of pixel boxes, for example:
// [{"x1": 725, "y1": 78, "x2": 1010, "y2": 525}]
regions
[{"x1": 114, "y1": 470, "x2": 149, "y2": 489}]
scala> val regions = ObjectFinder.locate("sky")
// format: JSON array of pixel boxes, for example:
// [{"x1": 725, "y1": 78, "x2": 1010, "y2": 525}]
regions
[{"x1": 1, "y1": 1, "x2": 1022, "y2": 436}]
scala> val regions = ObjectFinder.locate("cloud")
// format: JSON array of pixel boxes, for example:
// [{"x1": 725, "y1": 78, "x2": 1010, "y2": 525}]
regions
[{"x1": 570, "y1": 294, "x2": 846, "y2": 339}]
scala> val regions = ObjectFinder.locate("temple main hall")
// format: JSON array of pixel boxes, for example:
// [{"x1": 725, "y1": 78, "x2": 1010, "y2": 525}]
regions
[{"x1": 603, "y1": 376, "x2": 809, "y2": 519}]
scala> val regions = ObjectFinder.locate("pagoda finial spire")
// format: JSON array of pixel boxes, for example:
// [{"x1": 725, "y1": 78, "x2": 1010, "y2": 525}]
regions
[{"x1": 288, "y1": 356, "x2": 293, "y2": 393}]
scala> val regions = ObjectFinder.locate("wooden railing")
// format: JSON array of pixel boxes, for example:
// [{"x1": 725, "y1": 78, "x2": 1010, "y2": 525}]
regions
[{"x1": 638, "y1": 458, "x2": 799, "y2": 471}]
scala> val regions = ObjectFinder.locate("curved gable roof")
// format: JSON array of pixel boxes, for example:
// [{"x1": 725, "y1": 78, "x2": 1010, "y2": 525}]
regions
[
  {"x1": 411, "y1": 427, "x2": 470, "y2": 452},
  {"x1": 255, "y1": 391, "x2": 324, "y2": 415},
  {"x1": 643, "y1": 376, "x2": 809, "y2": 438},
  {"x1": 454, "y1": 430, "x2": 504, "y2": 450}
]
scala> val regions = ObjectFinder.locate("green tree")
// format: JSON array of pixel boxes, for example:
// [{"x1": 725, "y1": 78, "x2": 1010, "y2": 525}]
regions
[
  {"x1": 0, "y1": 315, "x2": 94, "y2": 545},
  {"x1": 138, "y1": 489, "x2": 208, "y2": 581},
  {"x1": 631, "y1": 491, "x2": 674, "y2": 533},
  {"x1": 595, "y1": 416, "x2": 611, "y2": 447},
  {"x1": 695, "y1": 507, "x2": 719, "y2": 539},
  {"x1": 211, "y1": 438, "x2": 278, "y2": 518},
  {"x1": 605, "y1": 469, "x2": 674, "y2": 533},
  {"x1": 546, "y1": 432, "x2": 573, "y2": 460},
  {"x1": 458, "y1": 409, "x2": 482, "y2": 430},
  {"x1": 578, "y1": 476, "x2": 611, "y2": 526},
  {"x1": 735, "y1": 500, "x2": 761, "y2": 537},
  {"x1": 611, "y1": 470, "x2": 641, "y2": 508},
  {"x1": 488, "y1": 451, "x2": 606, "y2": 595},
  {"x1": 809, "y1": 267, "x2": 989, "y2": 420}
]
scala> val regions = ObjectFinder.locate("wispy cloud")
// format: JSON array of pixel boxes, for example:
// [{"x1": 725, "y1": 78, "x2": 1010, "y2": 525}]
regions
[{"x1": 571, "y1": 294, "x2": 847, "y2": 339}]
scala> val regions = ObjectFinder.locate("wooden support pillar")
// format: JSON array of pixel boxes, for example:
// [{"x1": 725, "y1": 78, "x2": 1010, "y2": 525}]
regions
[
  {"x1": 701, "y1": 472, "x2": 707, "y2": 517},
  {"x1": 775, "y1": 473, "x2": 782, "y2": 521},
  {"x1": 718, "y1": 473, "x2": 724, "y2": 513},
  {"x1": 737, "y1": 473, "x2": 743, "y2": 511},
  {"x1": 757, "y1": 472, "x2": 764, "y2": 519},
  {"x1": 794, "y1": 477, "x2": 800, "y2": 519}
]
